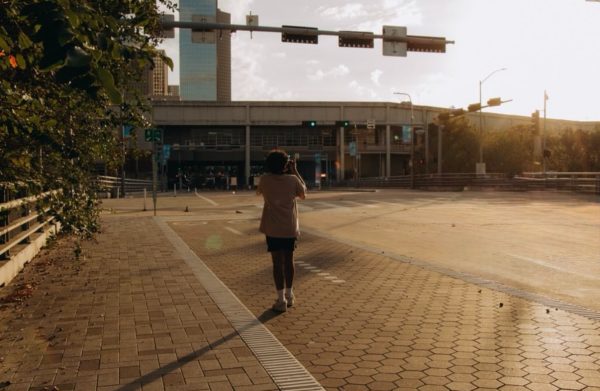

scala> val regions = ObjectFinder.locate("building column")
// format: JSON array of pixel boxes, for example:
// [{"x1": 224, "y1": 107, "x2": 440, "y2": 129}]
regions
[
  {"x1": 339, "y1": 126, "x2": 345, "y2": 181},
  {"x1": 385, "y1": 125, "x2": 391, "y2": 178},
  {"x1": 245, "y1": 125, "x2": 251, "y2": 187}
]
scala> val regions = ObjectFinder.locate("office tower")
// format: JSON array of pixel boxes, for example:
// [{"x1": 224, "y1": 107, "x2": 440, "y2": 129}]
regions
[
  {"x1": 216, "y1": 9, "x2": 231, "y2": 102},
  {"x1": 179, "y1": 0, "x2": 231, "y2": 101},
  {"x1": 168, "y1": 85, "x2": 180, "y2": 97},
  {"x1": 151, "y1": 50, "x2": 169, "y2": 96}
]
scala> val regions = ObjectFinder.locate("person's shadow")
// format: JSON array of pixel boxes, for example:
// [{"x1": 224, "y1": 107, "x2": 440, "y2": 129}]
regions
[{"x1": 114, "y1": 308, "x2": 284, "y2": 391}]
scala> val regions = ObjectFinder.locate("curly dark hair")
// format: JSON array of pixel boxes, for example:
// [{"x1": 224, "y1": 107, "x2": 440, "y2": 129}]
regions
[{"x1": 265, "y1": 149, "x2": 288, "y2": 175}]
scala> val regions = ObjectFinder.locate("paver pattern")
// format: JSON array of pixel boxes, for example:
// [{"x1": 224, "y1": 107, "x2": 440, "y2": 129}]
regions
[
  {"x1": 172, "y1": 217, "x2": 600, "y2": 391},
  {"x1": 0, "y1": 217, "x2": 277, "y2": 391}
]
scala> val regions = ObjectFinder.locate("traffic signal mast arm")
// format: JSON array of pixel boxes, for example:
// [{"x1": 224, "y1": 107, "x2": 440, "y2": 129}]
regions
[
  {"x1": 160, "y1": 18, "x2": 454, "y2": 53},
  {"x1": 439, "y1": 99, "x2": 512, "y2": 122}
]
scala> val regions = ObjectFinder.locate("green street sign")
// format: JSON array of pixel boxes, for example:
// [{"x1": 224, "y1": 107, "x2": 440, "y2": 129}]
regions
[{"x1": 144, "y1": 128, "x2": 162, "y2": 142}]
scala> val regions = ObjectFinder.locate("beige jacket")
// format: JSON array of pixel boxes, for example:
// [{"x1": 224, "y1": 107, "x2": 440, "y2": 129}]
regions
[{"x1": 257, "y1": 174, "x2": 306, "y2": 238}]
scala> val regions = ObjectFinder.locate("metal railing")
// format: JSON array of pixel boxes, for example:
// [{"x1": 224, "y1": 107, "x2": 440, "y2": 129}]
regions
[
  {"x1": 0, "y1": 190, "x2": 60, "y2": 287},
  {"x1": 515, "y1": 172, "x2": 600, "y2": 194},
  {"x1": 336, "y1": 173, "x2": 510, "y2": 190},
  {"x1": 335, "y1": 172, "x2": 600, "y2": 194},
  {"x1": 96, "y1": 176, "x2": 153, "y2": 197}
]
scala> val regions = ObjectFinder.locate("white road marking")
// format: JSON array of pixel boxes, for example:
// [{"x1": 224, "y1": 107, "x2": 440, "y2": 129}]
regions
[
  {"x1": 224, "y1": 227, "x2": 243, "y2": 236},
  {"x1": 506, "y1": 253, "x2": 598, "y2": 279},
  {"x1": 194, "y1": 190, "x2": 218, "y2": 206},
  {"x1": 314, "y1": 201, "x2": 348, "y2": 210},
  {"x1": 297, "y1": 262, "x2": 344, "y2": 284},
  {"x1": 341, "y1": 200, "x2": 377, "y2": 208},
  {"x1": 298, "y1": 204, "x2": 314, "y2": 212}
]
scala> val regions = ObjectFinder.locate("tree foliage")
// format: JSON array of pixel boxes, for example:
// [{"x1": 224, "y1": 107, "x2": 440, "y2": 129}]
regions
[
  {"x1": 429, "y1": 118, "x2": 600, "y2": 175},
  {"x1": 0, "y1": 0, "x2": 174, "y2": 237}
]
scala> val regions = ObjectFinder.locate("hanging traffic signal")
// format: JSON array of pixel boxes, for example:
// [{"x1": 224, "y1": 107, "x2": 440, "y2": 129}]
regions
[
  {"x1": 339, "y1": 31, "x2": 374, "y2": 48},
  {"x1": 406, "y1": 36, "x2": 446, "y2": 53},
  {"x1": 302, "y1": 121, "x2": 317, "y2": 127},
  {"x1": 487, "y1": 97, "x2": 502, "y2": 107},
  {"x1": 282, "y1": 25, "x2": 318, "y2": 44},
  {"x1": 468, "y1": 103, "x2": 482, "y2": 112},
  {"x1": 335, "y1": 120, "x2": 350, "y2": 127}
]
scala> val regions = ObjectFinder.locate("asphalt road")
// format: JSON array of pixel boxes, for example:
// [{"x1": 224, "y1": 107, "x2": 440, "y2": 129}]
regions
[{"x1": 102, "y1": 188, "x2": 600, "y2": 312}]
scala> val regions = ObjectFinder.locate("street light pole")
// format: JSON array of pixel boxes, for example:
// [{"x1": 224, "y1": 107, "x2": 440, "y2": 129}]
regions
[
  {"x1": 394, "y1": 92, "x2": 414, "y2": 188},
  {"x1": 478, "y1": 67, "x2": 506, "y2": 174}
]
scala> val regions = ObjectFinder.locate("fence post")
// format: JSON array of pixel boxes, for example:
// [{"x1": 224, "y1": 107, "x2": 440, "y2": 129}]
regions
[{"x1": 1, "y1": 188, "x2": 10, "y2": 260}]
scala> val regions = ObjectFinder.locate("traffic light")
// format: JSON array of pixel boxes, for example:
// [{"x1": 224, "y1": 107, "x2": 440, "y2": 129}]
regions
[
  {"x1": 407, "y1": 36, "x2": 446, "y2": 53},
  {"x1": 531, "y1": 110, "x2": 540, "y2": 133},
  {"x1": 487, "y1": 97, "x2": 502, "y2": 107},
  {"x1": 339, "y1": 31, "x2": 374, "y2": 48},
  {"x1": 335, "y1": 120, "x2": 350, "y2": 127},
  {"x1": 467, "y1": 103, "x2": 482, "y2": 112},
  {"x1": 302, "y1": 121, "x2": 317, "y2": 128},
  {"x1": 282, "y1": 25, "x2": 318, "y2": 44}
]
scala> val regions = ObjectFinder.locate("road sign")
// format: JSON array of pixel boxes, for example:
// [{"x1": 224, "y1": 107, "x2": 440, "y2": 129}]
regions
[
  {"x1": 367, "y1": 119, "x2": 376, "y2": 130},
  {"x1": 382, "y1": 25, "x2": 407, "y2": 57},
  {"x1": 191, "y1": 14, "x2": 216, "y2": 43},
  {"x1": 145, "y1": 128, "x2": 162, "y2": 142},
  {"x1": 349, "y1": 141, "x2": 357, "y2": 156},
  {"x1": 122, "y1": 124, "x2": 133, "y2": 138},
  {"x1": 246, "y1": 14, "x2": 259, "y2": 26},
  {"x1": 402, "y1": 125, "x2": 412, "y2": 143},
  {"x1": 163, "y1": 144, "x2": 171, "y2": 159}
]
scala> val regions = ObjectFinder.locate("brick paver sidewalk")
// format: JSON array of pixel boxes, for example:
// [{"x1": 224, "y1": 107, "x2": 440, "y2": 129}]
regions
[
  {"x1": 171, "y1": 217, "x2": 600, "y2": 391},
  {"x1": 0, "y1": 216, "x2": 277, "y2": 391}
]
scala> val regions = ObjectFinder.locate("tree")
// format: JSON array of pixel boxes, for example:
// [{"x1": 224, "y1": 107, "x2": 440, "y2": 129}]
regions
[
  {"x1": 0, "y1": 0, "x2": 174, "y2": 237},
  {"x1": 437, "y1": 116, "x2": 479, "y2": 173},
  {"x1": 485, "y1": 125, "x2": 536, "y2": 177}
]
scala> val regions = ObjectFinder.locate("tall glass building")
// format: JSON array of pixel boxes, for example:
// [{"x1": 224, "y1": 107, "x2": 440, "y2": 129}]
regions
[{"x1": 179, "y1": 0, "x2": 230, "y2": 101}]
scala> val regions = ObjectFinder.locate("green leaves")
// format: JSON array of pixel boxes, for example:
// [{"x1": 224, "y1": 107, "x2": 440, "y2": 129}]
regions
[
  {"x1": 97, "y1": 68, "x2": 122, "y2": 104},
  {"x1": 65, "y1": 46, "x2": 91, "y2": 67},
  {"x1": 1, "y1": 0, "x2": 177, "y2": 238}
]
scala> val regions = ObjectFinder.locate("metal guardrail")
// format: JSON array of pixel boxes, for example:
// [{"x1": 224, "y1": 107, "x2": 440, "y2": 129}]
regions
[
  {"x1": 0, "y1": 191, "x2": 61, "y2": 287},
  {"x1": 96, "y1": 176, "x2": 153, "y2": 197},
  {"x1": 515, "y1": 172, "x2": 600, "y2": 194},
  {"x1": 335, "y1": 172, "x2": 600, "y2": 195},
  {"x1": 0, "y1": 190, "x2": 59, "y2": 260}
]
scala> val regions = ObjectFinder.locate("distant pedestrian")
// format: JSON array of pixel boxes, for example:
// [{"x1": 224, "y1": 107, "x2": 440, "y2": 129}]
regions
[{"x1": 257, "y1": 150, "x2": 307, "y2": 312}]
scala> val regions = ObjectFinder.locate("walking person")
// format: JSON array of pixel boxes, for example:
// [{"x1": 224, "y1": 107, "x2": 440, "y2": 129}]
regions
[{"x1": 257, "y1": 150, "x2": 307, "y2": 312}]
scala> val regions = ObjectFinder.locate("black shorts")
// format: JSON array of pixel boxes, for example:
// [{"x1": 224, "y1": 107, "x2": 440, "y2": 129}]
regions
[{"x1": 266, "y1": 236, "x2": 297, "y2": 252}]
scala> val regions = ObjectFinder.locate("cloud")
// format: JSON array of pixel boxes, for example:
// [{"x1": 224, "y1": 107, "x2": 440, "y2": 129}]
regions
[
  {"x1": 371, "y1": 69, "x2": 383, "y2": 86},
  {"x1": 307, "y1": 64, "x2": 350, "y2": 81},
  {"x1": 318, "y1": 0, "x2": 422, "y2": 31},
  {"x1": 218, "y1": 0, "x2": 255, "y2": 22},
  {"x1": 317, "y1": 3, "x2": 367, "y2": 20},
  {"x1": 349, "y1": 80, "x2": 379, "y2": 100},
  {"x1": 231, "y1": 36, "x2": 295, "y2": 100}
]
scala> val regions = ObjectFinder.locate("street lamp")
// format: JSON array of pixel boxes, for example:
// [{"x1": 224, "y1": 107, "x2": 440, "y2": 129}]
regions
[
  {"x1": 478, "y1": 67, "x2": 506, "y2": 174},
  {"x1": 394, "y1": 92, "x2": 415, "y2": 188}
]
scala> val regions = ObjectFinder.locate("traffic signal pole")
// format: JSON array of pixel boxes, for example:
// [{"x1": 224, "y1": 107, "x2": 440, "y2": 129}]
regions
[{"x1": 159, "y1": 19, "x2": 454, "y2": 52}]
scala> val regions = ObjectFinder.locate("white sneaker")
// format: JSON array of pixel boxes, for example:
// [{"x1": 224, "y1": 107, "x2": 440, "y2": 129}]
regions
[
  {"x1": 285, "y1": 293, "x2": 295, "y2": 307},
  {"x1": 272, "y1": 299, "x2": 287, "y2": 313}
]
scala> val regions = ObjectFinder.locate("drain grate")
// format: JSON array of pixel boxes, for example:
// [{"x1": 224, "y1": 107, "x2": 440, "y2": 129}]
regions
[
  {"x1": 305, "y1": 228, "x2": 600, "y2": 322},
  {"x1": 156, "y1": 217, "x2": 324, "y2": 391}
]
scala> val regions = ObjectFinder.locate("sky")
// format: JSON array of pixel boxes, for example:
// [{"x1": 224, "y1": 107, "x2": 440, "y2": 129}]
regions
[{"x1": 158, "y1": 0, "x2": 600, "y2": 121}]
